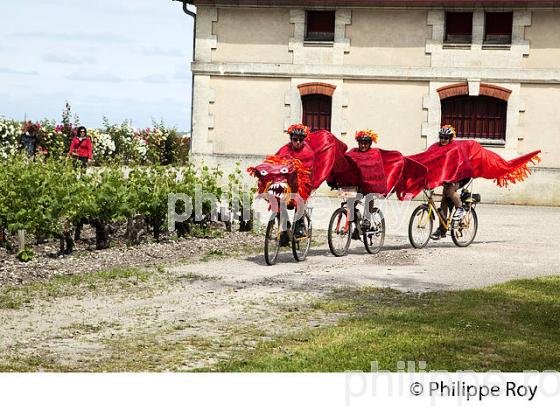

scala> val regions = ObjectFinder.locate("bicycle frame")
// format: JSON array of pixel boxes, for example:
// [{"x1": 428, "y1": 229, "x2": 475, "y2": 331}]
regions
[
  {"x1": 420, "y1": 178, "x2": 476, "y2": 231},
  {"x1": 424, "y1": 191, "x2": 450, "y2": 231},
  {"x1": 270, "y1": 204, "x2": 312, "y2": 240},
  {"x1": 335, "y1": 199, "x2": 366, "y2": 235}
]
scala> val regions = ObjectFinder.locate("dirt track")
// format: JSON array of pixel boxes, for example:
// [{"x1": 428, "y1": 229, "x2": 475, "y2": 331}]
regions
[{"x1": 1, "y1": 202, "x2": 559, "y2": 371}]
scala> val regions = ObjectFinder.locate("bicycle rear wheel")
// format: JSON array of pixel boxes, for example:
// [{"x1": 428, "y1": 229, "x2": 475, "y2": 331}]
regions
[
  {"x1": 363, "y1": 207, "x2": 385, "y2": 254},
  {"x1": 264, "y1": 215, "x2": 281, "y2": 265},
  {"x1": 292, "y1": 212, "x2": 312, "y2": 262},
  {"x1": 328, "y1": 207, "x2": 352, "y2": 257},
  {"x1": 451, "y1": 207, "x2": 478, "y2": 247},
  {"x1": 408, "y1": 204, "x2": 433, "y2": 249}
]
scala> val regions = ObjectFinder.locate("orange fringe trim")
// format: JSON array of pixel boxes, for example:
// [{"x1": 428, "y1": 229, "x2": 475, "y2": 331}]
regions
[{"x1": 496, "y1": 154, "x2": 541, "y2": 188}]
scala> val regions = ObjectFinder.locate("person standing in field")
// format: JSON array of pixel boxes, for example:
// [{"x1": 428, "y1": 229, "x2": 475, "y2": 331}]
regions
[{"x1": 68, "y1": 126, "x2": 93, "y2": 167}]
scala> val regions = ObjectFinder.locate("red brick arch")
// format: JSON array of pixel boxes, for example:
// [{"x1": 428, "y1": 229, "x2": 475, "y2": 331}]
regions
[
  {"x1": 437, "y1": 83, "x2": 469, "y2": 99},
  {"x1": 297, "y1": 82, "x2": 336, "y2": 97},
  {"x1": 479, "y1": 84, "x2": 512, "y2": 102},
  {"x1": 437, "y1": 82, "x2": 511, "y2": 101}
]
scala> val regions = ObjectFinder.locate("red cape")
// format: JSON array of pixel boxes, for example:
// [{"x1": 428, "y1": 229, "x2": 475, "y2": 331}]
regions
[
  {"x1": 406, "y1": 140, "x2": 541, "y2": 198},
  {"x1": 292, "y1": 130, "x2": 428, "y2": 199},
  {"x1": 336, "y1": 148, "x2": 427, "y2": 199},
  {"x1": 306, "y1": 130, "x2": 352, "y2": 190}
]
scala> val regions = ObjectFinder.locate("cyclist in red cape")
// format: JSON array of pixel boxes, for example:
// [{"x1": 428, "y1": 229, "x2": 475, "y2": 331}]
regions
[{"x1": 405, "y1": 125, "x2": 541, "y2": 239}]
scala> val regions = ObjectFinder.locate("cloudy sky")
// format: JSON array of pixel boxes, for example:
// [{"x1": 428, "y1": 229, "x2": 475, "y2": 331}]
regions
[{"x1": 0, "y1": 0, "x2": 194, "y2": 130}]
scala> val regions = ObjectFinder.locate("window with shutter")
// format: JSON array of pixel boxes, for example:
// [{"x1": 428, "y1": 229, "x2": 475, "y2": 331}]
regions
[
  {"x1": 302, "y1": 94, "x2": 332, "y2": 132},
  {"x1": 445, "y1": 12, "x2": 473, "y2": 44},
  {"x1": 441, "y1": 96, "x2": 507, "y2": 142},
  {"x1": 305, "y1": 11, "x2": 335, "y2": 42},
  {"x1": 485, "y1": 12, "x2": 513, "y2": 44}
]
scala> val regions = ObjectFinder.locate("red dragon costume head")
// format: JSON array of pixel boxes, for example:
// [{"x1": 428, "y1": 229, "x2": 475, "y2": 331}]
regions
[{"x1": 247, "y1": 155, "x2": 312, "y2": 202}]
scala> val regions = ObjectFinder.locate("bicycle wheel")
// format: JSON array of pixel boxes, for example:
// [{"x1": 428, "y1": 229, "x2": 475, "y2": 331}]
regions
[
  {"x1": 327, "y1": 207, "x2": 352, "y2": 257},
  {"x1": 408, "y1": 204, "x2": 433, "y2": 249},
  {"x1": 264, "y1": 215, "x2": 281, "y2": 265},
  {"x1": 292, "y1": 212, "x2": 312, "y2": 262},
  {"x1": 451, "y1": 207, "x2": 478, "y2": 247},
  {"x1": 363, "y1": 207, "x2": 386, "y2": 254}
]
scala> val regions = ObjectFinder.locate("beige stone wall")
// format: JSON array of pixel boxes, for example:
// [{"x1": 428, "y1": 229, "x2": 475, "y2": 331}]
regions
[
  {"x1": 345, "y1": 9, "x2": 431, "y2": 67},
  {"x1": 209, "y1": 76, "x2": 290, "y2": 155},
  {"x1": 212, "y1": 8, "x2": 293, "y2": 64},
  {"x1": 344, "y1": 80, "x2": 428, "y2": 155},
  {"x1": 519, "y1": 84, "x2": 560, "y2": 168},
  {"x1": 523, "y1": 11, "x2": 560, "y2": 69}
]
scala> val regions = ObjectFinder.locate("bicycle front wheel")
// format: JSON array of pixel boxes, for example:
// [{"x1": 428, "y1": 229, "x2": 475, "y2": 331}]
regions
[
  {"x1": 292, "y1": 212, "x2": 312, "y2": 262},
  {"x1": 408, "y1": 204, "x2": 433, "y2": 249},
  {"x1": 363, "y1": 207, "x2": 386, "y2": 254},
  {"x1": 328, "y1": 207, "x2": 352, "y2": 257},
  {"x1": 451, "y1": 207, "x2": 478, "y2": 247},
  {"x1": 264, "y1": 215, "x2": 281, "y2": 265}
]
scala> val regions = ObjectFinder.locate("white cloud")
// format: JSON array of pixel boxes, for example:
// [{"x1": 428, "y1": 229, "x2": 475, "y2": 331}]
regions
[
  {"x1": 0, "y1": 67, "x2": 39, "y2": 76},
  {"x1": 140, "y1": 46, "x2": 185, "y2": 57},
  {"x1": 12, "y1": 31, "x2": 132, "y2": 44},
  {"x1": 1, "y1": 0, "x2": 193, "y2": 130},
  {"x1": 67, "y1": 71, "x2": 123, "y2": 83},
  {"x1": 137, "y1": 74, "x2": 170, "y2": 84},
  {"x1": 43, "y1": 52, "x2": 96, "y2": 65}
]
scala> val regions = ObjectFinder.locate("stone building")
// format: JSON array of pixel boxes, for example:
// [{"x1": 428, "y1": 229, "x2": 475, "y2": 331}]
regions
[{"x1": 180, "y1": 0, "x2": 560, "y2": 205}]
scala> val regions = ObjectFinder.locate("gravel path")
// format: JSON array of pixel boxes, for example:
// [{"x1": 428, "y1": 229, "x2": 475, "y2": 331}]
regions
[
  {"x1": 0, "y1": 231, "x2": 261, "y2": 286},
  {"x1": 194, "y1": 201, "x2": 560, "y2": 293},
  {"x1": 0, "y1": 202, "x2": 558, "y2": 371}
]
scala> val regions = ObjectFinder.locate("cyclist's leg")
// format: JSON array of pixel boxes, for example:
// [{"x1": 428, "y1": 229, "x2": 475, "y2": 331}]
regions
[
  {"x1": 433, "y1": 183, "x2": 456, "y2": 239},
  {"x1": 440, "y1": 185, "x2": 451, "y2": 229},
  {"x1": 446, "y1": 182, "x2": 465, "y2": 222},
  {"x1": 447, "y1": 184, "x2": 461, "y2": 209},
  {"x1": 362, "y1": 193, "x2": 376, "y2": 230},
  {"x1": 294, "y1": 201, "x2": 308, "y2": 238}
]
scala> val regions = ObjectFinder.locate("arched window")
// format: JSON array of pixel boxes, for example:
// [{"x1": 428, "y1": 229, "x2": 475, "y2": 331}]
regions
[
  {"x1": 302, "y1": 94, "x2": 332, "y2": 132},
  {"x1": 441, "y1": 95, "x2": 507, "y2": 141}
]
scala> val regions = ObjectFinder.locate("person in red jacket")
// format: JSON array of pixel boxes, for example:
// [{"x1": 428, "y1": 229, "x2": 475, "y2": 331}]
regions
[
  {"x1": 68, "y1": 126, "x2": 93, "y2": 167},
  {"x1": 275, "y1": 123, "x2": 314, "y2": 239}
]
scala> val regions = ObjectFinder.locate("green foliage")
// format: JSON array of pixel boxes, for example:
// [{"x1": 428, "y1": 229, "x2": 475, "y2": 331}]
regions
[
  {"x1": 0, "y1": 152, "x2": 257, "y2": 251},
  {"x1": 16, "y1": 247, "x2": 34, "y2": 262},
  {"x1": 0, "y1": 106, "x2": 255, "y2": 249},
  {"x1": 83, "y1": 167, "x2": 130, "y2": 224},
  {"x1": 127, "y1": 166, "x2": 180, "y2": 241}
]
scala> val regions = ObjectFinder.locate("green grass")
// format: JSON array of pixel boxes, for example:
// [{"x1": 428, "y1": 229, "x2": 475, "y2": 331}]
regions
[
  {"x1": 217, "y1": 276, "x2": 560, "y2": 372},
  {"x1": 0, "y1": 268, "x2": 154, "y2": 309}
]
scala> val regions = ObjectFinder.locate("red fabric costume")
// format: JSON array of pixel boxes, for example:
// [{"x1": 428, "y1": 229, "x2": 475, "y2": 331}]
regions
[
  {"x1": 334, "y1": 148, "x2": 427, "y2": 199},
  {"x1": 405, "y1": 139, "x2": 541, "y2": 198},
  {"x1": 250, "y1": 130, "x2": 540, "y2": 202},
  {"x1": 306, "y1": 130, "x2": 352, "y2": 190},
  {"x1": 276, "y1": 141, "x2": 314, "y2": 195},
  {"x1": 345, "y1": 148, "x2": 388, "y2": 194}
]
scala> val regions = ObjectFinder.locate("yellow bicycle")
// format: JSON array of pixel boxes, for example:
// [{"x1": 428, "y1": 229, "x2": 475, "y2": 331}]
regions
[{"x1": 408, "y1": 180, "x2": 480, "y2": 248}]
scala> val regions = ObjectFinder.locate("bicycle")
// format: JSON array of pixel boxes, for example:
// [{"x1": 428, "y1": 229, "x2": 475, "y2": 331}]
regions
[
  {"x1": 264, "y1": 200, "x2": 312, "y2": 266},
  {"x1": 327, "y1": 188, "x2": 386, "y2": 257},
  {"x1": 408, "y1": 179, "x2": 480, "y2": 248}
]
